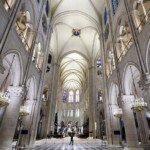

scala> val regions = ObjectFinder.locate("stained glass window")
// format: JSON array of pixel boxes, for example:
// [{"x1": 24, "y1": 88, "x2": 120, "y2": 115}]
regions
[
  {"x1": 62, "y1": 90, "x2": 67, "y2": 102},
  {"x1": 111, "y1": 0, "x2": 120, "y2": 15},
  {"x1": 76, "y1": 90, "x2": 80, "y2": 102},
  {"x1": 68, "y1": 90, "x2": 74, "y2": 102}
]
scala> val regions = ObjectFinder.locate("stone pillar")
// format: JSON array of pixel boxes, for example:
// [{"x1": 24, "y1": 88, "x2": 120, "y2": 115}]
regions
[
  {"x1": 111, "y1": 105, "x2": 120, "y2": 146},
  {"x1": 122, "y1": 95, "x2": 143, "y2": 150},
  {"x1": 19, "y1": 100, "x2": 35, "y2": 146},
  {"x1": 48, "y1": 63, "x2": 59, "y2": 134},
  {"x1": 136, "y1": 112, "x2": 150, "y2": 148},
  {"x1": 0, "y1": 86, "x2": 23, "y2": 150},
  {"x1": 88, "y1": 66, "x2": 96, "y2": 138}
]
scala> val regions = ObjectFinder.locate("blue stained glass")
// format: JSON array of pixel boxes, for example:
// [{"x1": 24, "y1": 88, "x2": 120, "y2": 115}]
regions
[
  {"x1": 111, "y1": 0, "x2": 120, "y2": 15},
  {"x1": 45, "y1": 0, "x2": 49, "y2": 16},
  {"x1": 104, "y1": 7, "x2": 108, "y2": 25},
  {"x1": 63, "y1": 90, "x2": 67, "y2": 102},
  {"x1": 97, "y1": 58, "x2": 102, "y2": 67}
]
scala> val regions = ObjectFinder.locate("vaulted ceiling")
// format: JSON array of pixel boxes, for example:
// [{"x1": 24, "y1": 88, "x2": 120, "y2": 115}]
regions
[{"x1": 49, "y1": 0, "x2": 105, "y2": 90}]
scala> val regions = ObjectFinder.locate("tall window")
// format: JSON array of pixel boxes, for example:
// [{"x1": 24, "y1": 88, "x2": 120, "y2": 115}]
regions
[
  {"x1": 62, "y1": 90, "x2": 67, "y2": 102},
  {"x1": 97, "y1": 58, "x2": 103, "y2": 76},
  {"x1": 116, "y1": 24, "x2": 132, "y2": 61},
  {"x1": 70, "y1": 110, "x2": 73, "y2": 117},
  {"x1": 32, "y1": 42, "x2": 44, "y2": 70},
  {"x1": 2, "y1": 0, "x2": 16, "y2": 11},
  {"x1": 106, "y1": 49, "x2": 116, "y2": 78},
  {"x1": 132, "y1": 0, "x2": 150, "y2": 32},
  {"x1": 68, "y1": 90, "x2": 73, "y2": 102},
  {"x1": 76, "y1": 109, "x2": 80, "y2": 117},
  {"x1": 76, "y1": 90, "x2": 80, "y2": 102},
  {"x1": 111, "y1": 0, "x2": 120, "y2": 15},
  {"x1": 15, "y1": 6, "x2": 34, "y2": 51}
]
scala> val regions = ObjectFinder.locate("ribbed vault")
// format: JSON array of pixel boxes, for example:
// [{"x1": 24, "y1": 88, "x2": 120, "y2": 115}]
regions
[{"x1": 49, "y1": 0, "x2": 104, "y2": 90}]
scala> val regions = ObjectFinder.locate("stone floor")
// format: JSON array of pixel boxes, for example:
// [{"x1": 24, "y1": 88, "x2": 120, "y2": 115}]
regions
[{"x1": 35, "y1": 137, "x2": 123, "y2": 150}]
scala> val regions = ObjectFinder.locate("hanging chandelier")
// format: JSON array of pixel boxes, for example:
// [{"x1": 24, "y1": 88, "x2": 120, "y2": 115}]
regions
[
  {"x1": 0, "y1": 92, "x2": 9, "y2": 107},
  {"x1": 0, "y1": 55, "x2": 15, "y2": 107},
  {"x1": 131, "y1": 97, "x2": 147, "y2": 112},
  {"x1": 113, "y1": 108, "x2": 123, "y2": 118},
  {"x1": 19, "y1": 106, "x2": 30, "y2": 117},
  {"x1": 129, "y1": 65, "x2": 148, "y2": 112}
]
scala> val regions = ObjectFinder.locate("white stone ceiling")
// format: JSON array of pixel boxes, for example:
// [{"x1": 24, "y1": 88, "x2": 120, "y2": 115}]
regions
[{"x1": 49, "y1": 0, "x2": 105, "y2": 90}]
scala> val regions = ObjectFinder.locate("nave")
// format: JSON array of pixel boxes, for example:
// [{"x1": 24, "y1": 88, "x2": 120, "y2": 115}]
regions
[{"x1": 35, "y1": 138, "x2": 123, "y2": 150}]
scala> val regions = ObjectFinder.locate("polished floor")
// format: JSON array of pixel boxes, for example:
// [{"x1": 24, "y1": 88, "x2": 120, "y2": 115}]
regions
[{"x1": 35, "y1": 137, "x2": 123, "y2": 150}]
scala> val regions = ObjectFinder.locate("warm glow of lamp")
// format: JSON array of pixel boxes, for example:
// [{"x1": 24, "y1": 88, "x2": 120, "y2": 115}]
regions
[
  {"x1": 113, "y1": 108, "x2": 123, "y2": 118},
  {"x1": 131, "y1": 97, "x2": 147, "y2": 112},
  {"x1": 0, "y1": 91, "x2": 9, "y2": 107},
  {"x1": 19, "y1": 106, "x2": 30, "y2": 117}
]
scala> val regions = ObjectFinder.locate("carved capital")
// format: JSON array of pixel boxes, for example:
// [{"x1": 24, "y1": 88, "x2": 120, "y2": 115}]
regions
[{"x1": 7, "y1": 86, "x2": 24, "y2": 97}]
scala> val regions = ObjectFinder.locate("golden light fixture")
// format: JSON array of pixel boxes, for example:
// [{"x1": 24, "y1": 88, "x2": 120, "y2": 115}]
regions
[
  {"x1": 113, "y1": 108, "x2": 123, "y2": 118},
  {"x1": 0, "y1": 92, "x2": 9, "y2": 107},
  {"x1": 129, "y1": 65, "x2": 148, "y2": 112},
  {"x1": 131, "y1": 97, "x2": 147, "y2": 112},
  {"x1": 0, "y1": 55, "x2": 15, "y2": 107},
  {"x1": 19, "y1": 106, "x2": 30, "y2": 117}
]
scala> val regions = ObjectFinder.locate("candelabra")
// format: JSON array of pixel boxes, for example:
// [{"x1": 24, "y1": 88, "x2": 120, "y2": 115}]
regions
[
  {"x1": 19, "y1": 105, "x2": 30, "y2": 117},
  {"x1": 130, "y1": 65, "x2": 148, "y2": 112},
  {"x1": 0, "y1": 92, "x2": 9, "y2": 107},
  {"x1": 131, "y1": 97, "x2": 147, "y2": 112},
  {"x1": 113, "y1": 108, "x2": 123, "y2": 118}
]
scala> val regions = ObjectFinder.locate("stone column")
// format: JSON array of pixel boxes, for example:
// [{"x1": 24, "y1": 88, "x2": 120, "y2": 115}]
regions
[
  {"x1": 122, "y1": 95, "x2": 143, "y2": 150},
  {"x1": 111, "y1": 105, "x2": 120, "y2": 146},
  {"x1": 88, "y1": 66, "x2": 96, "y2": 138},
  {"x1": 19, "y1": 100, "x2": 35, "y2": 146},
  {"x1": 48, "y1": 63, "x2": 59, "y2": 134},
  {"x1": 0, "y1": 86, "x2": 23, "y2": 150},
  {"x1": 136, "y1": 112, "x2": 150, "y2": 148}
]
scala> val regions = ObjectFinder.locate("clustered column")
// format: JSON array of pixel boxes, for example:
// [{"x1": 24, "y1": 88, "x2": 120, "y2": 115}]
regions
[
  {"x1": 88, "y1": 66, "x2": 96, "y2": 138},
  {"x1": 0, "y1": 86, "x2": 23, "y2": 149}
]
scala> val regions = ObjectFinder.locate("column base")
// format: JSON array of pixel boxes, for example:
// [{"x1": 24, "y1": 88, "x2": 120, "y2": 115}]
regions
[{"x1": 124, "y1": 147, "x2": 144, "y2": 150}]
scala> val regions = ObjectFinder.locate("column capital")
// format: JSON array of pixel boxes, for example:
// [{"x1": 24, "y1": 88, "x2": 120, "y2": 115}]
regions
[{"x1": 7, "y1": 86, "x2": 24, "y2": 97}]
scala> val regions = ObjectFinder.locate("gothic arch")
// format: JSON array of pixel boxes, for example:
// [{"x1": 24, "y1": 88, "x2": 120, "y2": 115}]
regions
[
  {"x1": 1, "y1": 51, "x2": 23, "y2": 87},
  {"x1": 122, "y1": 63, "x2": 141, "y2": 95}
]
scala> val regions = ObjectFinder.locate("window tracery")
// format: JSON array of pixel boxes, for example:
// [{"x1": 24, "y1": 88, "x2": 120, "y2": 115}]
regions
[
  {"x1": 132, "y1": 0, "x2": 150, "y2": 32},
  {"x1": 111, "y1": 0, "x2": 120, "y2": 15},
  {"x1": 76, "y1": 90, "x2": 80, "y2": 102},
  {"x1": 106, "y1": 49, "x2": 115, "y2": 78},
  {"x1": 116, "y1": 24, "x2": 133, "y2": 61},
  {"x1": 15, "y1": 6, "x2": 34, "y2": 51},
  {"x1": 2, "y1": 0, "x2": 16, "y2": 11},
  {"x1": 68, "y1": 90, "x2": 73, "y2": 103}
]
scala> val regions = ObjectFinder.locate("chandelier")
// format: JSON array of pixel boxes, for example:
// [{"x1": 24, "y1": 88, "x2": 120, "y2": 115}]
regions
[
  {"x1": 19, "y1": 106, "x2": 30, "y2": 117},
  {"x1": 129, "y1": 65, "x2": 147, "y2": 112},
  {"x1": 113, "y1": 108, "x2": 123, "y2": 118},
  {"x1": 0, "y1": 55, "x2": 15, "y2": 107},
  {"x1": 0, "y1": 91, "x2": 9, "y2": 107},
  {"x1": 131, "y1": 97, "x2": 147, "y2": 112}
]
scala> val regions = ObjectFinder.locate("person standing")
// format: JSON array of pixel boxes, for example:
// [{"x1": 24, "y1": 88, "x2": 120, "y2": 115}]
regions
[{"x1": 69, "y1": 133, "x2": 74, "y2": 145}]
